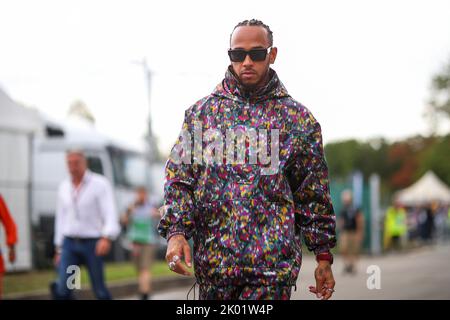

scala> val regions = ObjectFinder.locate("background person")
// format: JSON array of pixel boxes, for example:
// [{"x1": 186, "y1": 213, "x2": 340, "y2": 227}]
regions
[
  {"x1": 52, "y1": 149, "x2": 120, "y2": 300},
  {"x1": 338, "y1": 190, "x2": 364, "y2": 275},
  {"x1": 121, "y1": 186, "x2": 160, "y2": 300},
  {"x1": 0, "y1": 194, "x2": 17, "y2": 299}
]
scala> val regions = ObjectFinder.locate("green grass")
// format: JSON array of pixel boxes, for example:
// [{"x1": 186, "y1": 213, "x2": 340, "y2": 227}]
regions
[{"x1": 3, "y1": 260, "x2": 173, "y2": 297}]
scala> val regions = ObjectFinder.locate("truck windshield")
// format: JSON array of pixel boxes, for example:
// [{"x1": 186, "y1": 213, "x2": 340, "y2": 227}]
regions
[{"x1": 107, "y1": 146, "x2": 148, "y2": 188}]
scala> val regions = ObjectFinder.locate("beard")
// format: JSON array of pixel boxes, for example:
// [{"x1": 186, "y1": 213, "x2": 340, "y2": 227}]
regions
[{"x1": 239, "y1": 69, "x2": 270, "y2": 93}]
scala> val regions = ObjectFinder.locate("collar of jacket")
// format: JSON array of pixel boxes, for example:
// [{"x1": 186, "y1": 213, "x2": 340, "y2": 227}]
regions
[{"x1": 212, "y1": 65, "x2": 290, "y2": 103}]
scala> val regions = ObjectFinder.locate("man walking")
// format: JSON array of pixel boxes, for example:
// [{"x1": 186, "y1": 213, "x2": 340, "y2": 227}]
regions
[
  {"x1": 159, "y1": 19, "x2": 336, "y2": 300},
  {"x1": 53, "y1": 149, "x2": 120, "y2": 299}
]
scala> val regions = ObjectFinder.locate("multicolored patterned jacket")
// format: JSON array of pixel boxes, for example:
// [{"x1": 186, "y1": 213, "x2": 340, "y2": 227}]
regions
[{"x1": 158, "y1": 66, "x2": 336, "y2": 287}]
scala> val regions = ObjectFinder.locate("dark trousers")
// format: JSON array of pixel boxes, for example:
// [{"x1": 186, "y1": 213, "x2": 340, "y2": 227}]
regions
[{"x1": 53, "y1": 237, "x2": 111, "y2": 300}]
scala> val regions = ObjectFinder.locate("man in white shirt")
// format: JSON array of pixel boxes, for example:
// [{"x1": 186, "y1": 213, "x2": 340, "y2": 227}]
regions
[{"x1": 53, "y1": 149, "x2": 120, "y2": 299}]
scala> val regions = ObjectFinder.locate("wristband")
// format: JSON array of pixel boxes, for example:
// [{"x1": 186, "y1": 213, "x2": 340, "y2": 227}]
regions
[{"x1": 316, "y1": 251, "x2": 334, "y2": 265}]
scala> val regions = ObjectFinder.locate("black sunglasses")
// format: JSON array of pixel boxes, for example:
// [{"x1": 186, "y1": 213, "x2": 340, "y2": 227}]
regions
[{"x1": 228, "y1": 47, "x2": 272, "y2": 62}]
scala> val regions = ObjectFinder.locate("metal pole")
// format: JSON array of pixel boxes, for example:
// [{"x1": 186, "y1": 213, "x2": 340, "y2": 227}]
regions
[
  {"x1": 370, "y1": 173, "x2": 381, "y2": 255},
  {"x1": 352, "y1": 171, "x2": 363, "y2": 208},
  {"x1": 131, "y1": 58, "x2": 157, "y2": 163}
]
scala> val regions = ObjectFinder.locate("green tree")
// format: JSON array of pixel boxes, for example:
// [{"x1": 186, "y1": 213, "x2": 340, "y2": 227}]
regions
[
  {"x1": 324, "y1": 139, "x2": 360, "y2": 179},
  {"x1": 324, "y1": 134, "x2": 449, "y2": 193},
  {"x1": 417, "y1": 134, "x2": 450, "y2": 186}
]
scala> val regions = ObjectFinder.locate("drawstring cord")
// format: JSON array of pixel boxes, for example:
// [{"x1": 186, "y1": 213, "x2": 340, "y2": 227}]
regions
[{"x1": 187, "y1": 281, "x2": 197, "y2": 300}]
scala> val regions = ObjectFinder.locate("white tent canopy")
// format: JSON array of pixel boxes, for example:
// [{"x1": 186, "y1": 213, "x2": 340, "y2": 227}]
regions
[
  {"x1": 396, "y1": 171, "x2": 450, "y2": 205},
  {"x1": 0, "y1": 87, "x2": 41, "y2": 133}
]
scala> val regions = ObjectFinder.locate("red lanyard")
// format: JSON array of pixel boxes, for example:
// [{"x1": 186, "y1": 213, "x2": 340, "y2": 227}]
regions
[{"x1": 71, "y1": 175, "x2": 90, "y2": 220}]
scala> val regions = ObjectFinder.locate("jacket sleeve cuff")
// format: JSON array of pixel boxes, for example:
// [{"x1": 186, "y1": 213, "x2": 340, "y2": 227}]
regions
[
  {"x1": 313, "y1": 245, "x2": 332, "y2": 256},
  {"x1": 167, "y1": 230, "x2": 186, "y2": 242}
]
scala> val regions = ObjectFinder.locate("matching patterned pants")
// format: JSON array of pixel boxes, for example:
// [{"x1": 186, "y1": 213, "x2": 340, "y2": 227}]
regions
[{"x1": 198, "y1": 283, "x2": 293, "y2": 300}]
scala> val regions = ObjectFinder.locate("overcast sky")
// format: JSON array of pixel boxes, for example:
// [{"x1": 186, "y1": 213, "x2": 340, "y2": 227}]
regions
[{"x1": 1, "y1": 0, "x2": 450, "y2": 155}]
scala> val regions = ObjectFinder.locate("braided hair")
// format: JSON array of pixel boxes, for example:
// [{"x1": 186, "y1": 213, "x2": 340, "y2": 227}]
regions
[{"x1": 230, "y1": 19, "x2": 273, "y2": 46}]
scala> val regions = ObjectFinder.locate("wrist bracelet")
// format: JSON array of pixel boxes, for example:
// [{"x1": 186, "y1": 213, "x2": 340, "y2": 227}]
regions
[
  {"x1": 316, "y1": 252, "x2": 334, "y2": 265},
  {"x1": 167, "y1": 231, "x2": 185, "y2": 242}
]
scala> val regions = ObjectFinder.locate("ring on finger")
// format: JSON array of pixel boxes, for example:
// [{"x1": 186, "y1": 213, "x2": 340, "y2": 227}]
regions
[
  {"x1": 172, "y1": 255, "x2": 180, "y2": 263},
  {"x1": 168, "y1": 261, "x2": 176, "y2": 270}
]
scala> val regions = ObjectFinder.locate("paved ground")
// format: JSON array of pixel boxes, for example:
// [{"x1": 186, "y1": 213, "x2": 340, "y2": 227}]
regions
[{"x1": 126, "y1": 243, "x2": 450, "y2": 300}]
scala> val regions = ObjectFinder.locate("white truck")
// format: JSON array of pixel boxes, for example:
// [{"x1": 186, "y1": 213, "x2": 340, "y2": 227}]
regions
[{"x1": 1, "y1": 88, "x2": 165, "y2": 271}]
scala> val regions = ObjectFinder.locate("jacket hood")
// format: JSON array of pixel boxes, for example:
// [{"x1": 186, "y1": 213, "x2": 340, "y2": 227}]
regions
[{"x1": 212, "y1": 65, "x2": 290, "y2": 102}]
